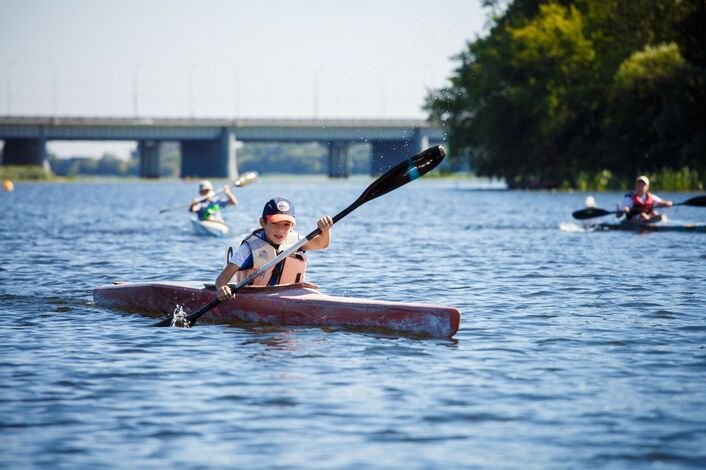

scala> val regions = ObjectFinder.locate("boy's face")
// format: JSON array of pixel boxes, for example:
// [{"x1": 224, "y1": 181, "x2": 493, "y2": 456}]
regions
[{"x1": 260, "y1": 217, "x2": 294, "y2": 244}]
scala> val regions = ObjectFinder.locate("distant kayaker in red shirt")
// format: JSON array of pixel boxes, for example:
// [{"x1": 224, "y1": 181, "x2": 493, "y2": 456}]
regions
[
  {"x1": 189, "y1": 180, "x2": 238, "y2": 222},
  {"x1": 215, "y1": 197, "x2": 333, "y2": 301},
  {"x1": 617, "y1": 175, "x2": 672, "y2": 222}
]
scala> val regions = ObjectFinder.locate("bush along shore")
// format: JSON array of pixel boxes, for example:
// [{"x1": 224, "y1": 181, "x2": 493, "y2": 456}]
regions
[
  {"x1": 563, "y1": 168, "x2": 704, "y2": 192},
  {"x1": 0, "y1": 165, "x2": 53, "y2": 181}
]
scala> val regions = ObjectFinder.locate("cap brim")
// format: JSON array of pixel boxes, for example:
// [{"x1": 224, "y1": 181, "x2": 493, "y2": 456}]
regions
[{"x1": 268, "y1": 214, "x2": 295, "y2": 223}]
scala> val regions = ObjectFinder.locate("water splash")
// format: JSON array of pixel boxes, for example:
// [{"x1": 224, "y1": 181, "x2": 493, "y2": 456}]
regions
[
  {"x1": 170, "y1": 304, "x2": 190, "y2": 328},
  {"x1": 559, "y1": 222, "x2": 589, "y2": 233}
]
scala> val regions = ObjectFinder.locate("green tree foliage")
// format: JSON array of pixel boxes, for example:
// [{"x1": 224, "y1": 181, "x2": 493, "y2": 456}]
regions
[
  {"x1": 158, "y1": 142, "x2": 181, "y2": 177},
  {"x1": 0, "y1": 165, "x2": 50, "y2": 180},
  {"x1": 427, "y1": 0, "x2": 705, "y2": 189},
  {"x1": 237, "y1": 142, "x2": 372, "y2": 175},
  {"x1": 49, "y1": 153, "x2": 138, "y2": 177},
  {"x1": 238, "y1": 143, "x2": 327, "y2": 174},
  {"x1": 602, "y1": 43, "x2": 706, "y2": 176}
]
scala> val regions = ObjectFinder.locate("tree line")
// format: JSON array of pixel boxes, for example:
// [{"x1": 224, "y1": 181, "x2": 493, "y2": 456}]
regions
[{"x1": 425, "y1": 0, "x2": 705, "y2": 190}]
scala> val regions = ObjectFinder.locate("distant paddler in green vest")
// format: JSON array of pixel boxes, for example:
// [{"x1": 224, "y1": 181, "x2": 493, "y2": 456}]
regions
[{"x1": 189, "y1": 180, "x2": 238, "y2": 222}]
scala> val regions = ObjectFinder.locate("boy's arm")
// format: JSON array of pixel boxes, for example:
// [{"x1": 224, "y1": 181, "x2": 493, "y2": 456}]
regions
[
  {"x1": 652, "y1": 194, "x2": 672, "y2": 207},
  {"x1": 303, "y1": 216, "x2": 333, "y2": 251},
  {"x1": 215, "y1": 263, "x2": 240, "y2": 300}
]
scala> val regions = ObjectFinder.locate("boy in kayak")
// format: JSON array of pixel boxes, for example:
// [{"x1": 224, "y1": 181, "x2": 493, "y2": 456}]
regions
[
  {"x1": 215, "y1": 197, "x2": 333, "y2": 300},
  {"x1": 617, "y1": 175, "x2": 672, "y2": 222},
  {"x1": 189, "y1": 180, "x2": 238, "y2": 222}
]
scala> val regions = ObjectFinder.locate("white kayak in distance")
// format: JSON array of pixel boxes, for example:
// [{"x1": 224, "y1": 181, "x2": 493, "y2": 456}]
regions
[{"x1": 190, "y1": 216, "x2": 230, "y2": 237}]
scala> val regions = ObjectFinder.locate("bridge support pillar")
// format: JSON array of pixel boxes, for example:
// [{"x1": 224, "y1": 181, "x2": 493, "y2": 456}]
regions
[
  {"x1": 328, "y1": 142, "x2": 349, "y2": 178},
  {"x1": 1, "y1": 138, "x2": 47, "y2": 169},
  {"x1": 180, "y1": 128, "x2": 237, "y2": 179},
  {"x1": 370, "y1": 140, "x2": 412, "y2": 175},
  {"x1": 138, "y1": 140, "x2": 161, "y2": 178},
  {"x1": 413, "y1": 127, "x2": 430, "y2": 154},
  {"x1": 222, "y1": 128, "x2": 238, "y2": 179}
]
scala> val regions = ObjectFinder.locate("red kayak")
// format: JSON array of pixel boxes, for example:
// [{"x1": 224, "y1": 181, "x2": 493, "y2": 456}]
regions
[{"x1": 93, "y1": 281, "x2": 460, "y2": 338}]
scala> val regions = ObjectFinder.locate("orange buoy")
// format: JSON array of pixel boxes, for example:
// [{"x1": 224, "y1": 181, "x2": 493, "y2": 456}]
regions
[{"x1": 2, "y1": 180, "x2": 14, "y2": 192}]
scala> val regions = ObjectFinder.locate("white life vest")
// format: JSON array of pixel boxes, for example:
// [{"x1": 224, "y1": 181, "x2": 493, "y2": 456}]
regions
[{"x1": 234, "y1": 230, "x2": 307, "y2": 286}]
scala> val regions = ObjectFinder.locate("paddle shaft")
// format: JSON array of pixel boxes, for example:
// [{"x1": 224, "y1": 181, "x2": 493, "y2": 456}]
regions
[{"x1": 152, "y1": 145, "x2": 446, "y2": 328}]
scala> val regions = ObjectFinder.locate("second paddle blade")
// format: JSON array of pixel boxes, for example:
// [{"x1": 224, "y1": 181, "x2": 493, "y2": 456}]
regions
[
  {"x1": 572, "y1": 208, "x2": 614, "y2": 219},
  {"x1": 681, "y1": 195, "x2": 706, "y2": 207},
  {"x1": 234, "y1": 171, "x2": 259, "y2": 187}
]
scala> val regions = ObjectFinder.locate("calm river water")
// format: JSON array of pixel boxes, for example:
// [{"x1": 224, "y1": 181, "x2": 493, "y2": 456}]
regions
[{"x1": 1, "y1": 178, "x2": 705, "y2": 468}]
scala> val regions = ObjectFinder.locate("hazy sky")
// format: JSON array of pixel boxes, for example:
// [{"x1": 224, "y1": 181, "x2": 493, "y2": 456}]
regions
[{"x1": 1, "y1": 0, "x2": 488, "y2": 155}]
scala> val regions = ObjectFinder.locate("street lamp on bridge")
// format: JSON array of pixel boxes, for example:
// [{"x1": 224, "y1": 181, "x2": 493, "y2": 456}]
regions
[
  {"x1": 189, "y1": 65, "x2": 198, "y2": 119},
  {"x1": 6, "y1": 60, "x2": 18, "y2": 115},
  {"x1": 313, "y1": 67, "x2": 324, "y2": 119},
  {"x1": 132, "y1": 63, "x2": 141, "y2": 118}
]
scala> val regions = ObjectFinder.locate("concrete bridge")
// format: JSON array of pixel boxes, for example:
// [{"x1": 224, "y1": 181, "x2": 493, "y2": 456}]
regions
[{"x1": 0, "y1": 116, "x2": 445, "y2": 178}]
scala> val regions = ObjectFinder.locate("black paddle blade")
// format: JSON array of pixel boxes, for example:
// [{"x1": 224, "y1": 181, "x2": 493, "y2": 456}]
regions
[
  {"x1": 362, "y1": 145, "x2": 445, "y2": 203},
  {"x1": 328, "y1": 145, "x2": 445, "y2": 224},
  {"x1": 680, "y1": 195, "x2": 706, "y2": 207},
  {"x1": 572, "y1": 207, "x2": 615, "y2": 219},
  {"x1": 330, "y1": 145, "x2": 445, "y2": 224}
]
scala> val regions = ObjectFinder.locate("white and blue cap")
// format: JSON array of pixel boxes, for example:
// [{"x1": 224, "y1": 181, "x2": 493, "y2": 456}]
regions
[
  {"x1": 198, "y1": 180, "x2": 215, "y2": 197},
  {"x1": 262, "y1": 197, "x2": 295, "y2": 223}
]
